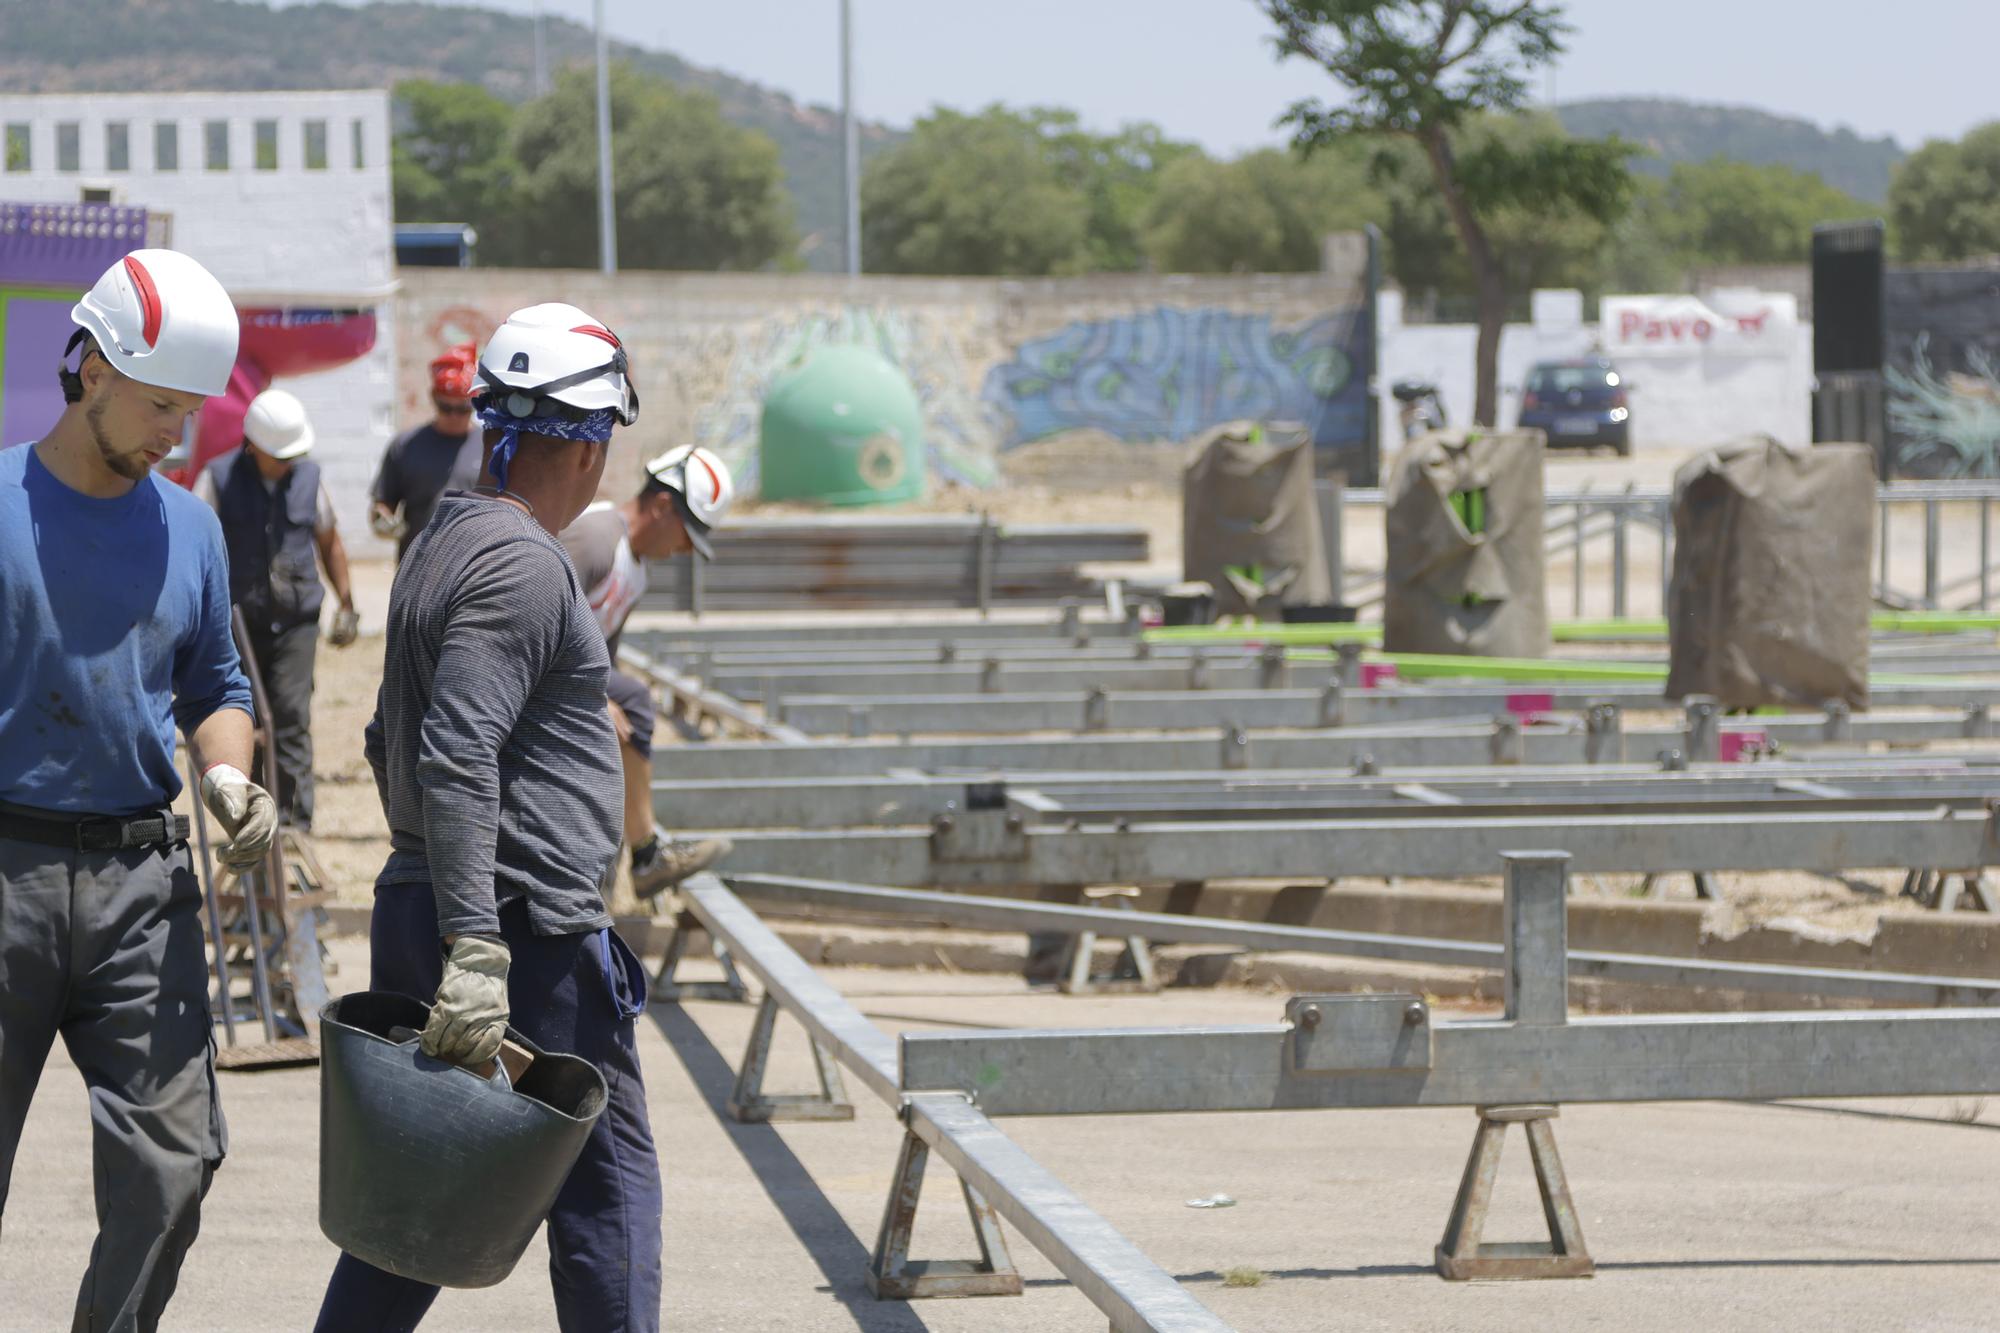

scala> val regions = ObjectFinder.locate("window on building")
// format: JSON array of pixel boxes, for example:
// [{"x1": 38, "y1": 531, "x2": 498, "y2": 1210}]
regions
[
  {"x1": 254, "y1": 118, "x2": 279, "y2": 170},
  {"x1": 106, "y1": 122, "x2": 130, "y2": 172},
  {"x1": 81, "y1": 186, "x2": 114, "y2": 205},
  {"x1": 303, "y1": 118, "x2": 328, "y2": 170},
  {"x1": 351, "y1": 118, "x2": 365, "y2": 169},
  {"x1": 56, "y1": 122, "x2": 80, "y2": 173},
  {"x1": 3, "y1": 123, "x2": 27, "y2": 172},
  {"x1": 155, "y1": 121, "x2": 179, "y2": 171},
  {"x1": 205, "y1": 119, "x2": 229, "y2": 171}
]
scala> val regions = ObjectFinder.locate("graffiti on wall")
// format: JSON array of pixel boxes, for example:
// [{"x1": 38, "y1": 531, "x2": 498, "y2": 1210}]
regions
[
  {"x1": 1886, "y1": 269, "x2": 2000, "y2": 479},
  {"x1": 681, "y1": 306, "x2": 1003, "y2": 492},
  {"x1": 980, "y1": 304, "x2": 1374, "y2": 482}
]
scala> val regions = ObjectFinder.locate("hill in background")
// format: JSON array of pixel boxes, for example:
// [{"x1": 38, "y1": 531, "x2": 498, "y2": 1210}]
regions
[
  {"x1": 1, "y1": 1, "x2": 1906, "y2": 259},
  {"x1": 1556, "y1": 97, "x2": 1904, "y2": 203}
]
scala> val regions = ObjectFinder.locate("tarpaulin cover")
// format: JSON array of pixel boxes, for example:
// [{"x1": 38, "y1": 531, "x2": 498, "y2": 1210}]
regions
[
  {"x1": 1667, "y1": 437, "x2": 1874, "y2": 708},
  {"x1": 1182, "y1": 420, "x2": 1331, "y2": 617},
  {"x1": 1384, "y1": 428, "x2": 1549, "y2": 657}
]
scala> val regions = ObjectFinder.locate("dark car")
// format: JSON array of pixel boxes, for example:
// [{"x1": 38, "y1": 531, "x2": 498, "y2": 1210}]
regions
[{"x1": 1517, "y1": 357, "x2": 1632, "y2": 455}]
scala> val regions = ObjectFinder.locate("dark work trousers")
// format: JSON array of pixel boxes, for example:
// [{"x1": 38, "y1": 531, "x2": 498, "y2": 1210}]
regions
[
  {"x1": 313, "y1": 884, "x2": 663, "y2": 1333},
  {"x1": 0, "y1": 828, "x2": 226, "y2": 1333},
  {"x1": 243, "y1": 619, "x2": 318, "y2": 831}
]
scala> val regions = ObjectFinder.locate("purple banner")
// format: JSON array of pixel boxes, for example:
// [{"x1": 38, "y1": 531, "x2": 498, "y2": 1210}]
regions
[
  {"x1": 1, "y1": 293, "x2": 76, "y2": 446},
  {"x1": 0, "y1": 202, "x2": 149, "y2": 287}
]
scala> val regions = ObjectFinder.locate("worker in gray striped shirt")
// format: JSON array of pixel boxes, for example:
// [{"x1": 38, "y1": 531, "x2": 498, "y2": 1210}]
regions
[{"x1": 315, "y1": 304, "x2": 663, "y2": 1332}]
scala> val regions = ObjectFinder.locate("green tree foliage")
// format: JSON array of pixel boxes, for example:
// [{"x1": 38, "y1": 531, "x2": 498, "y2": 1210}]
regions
[
  {"x1": 510, "y1": 65, "x2": 795, "y2": 271},
  {"x1": 1652, "y1": 158, "x2": 1867, "y2": 265},
  {"x1": 860, "y1": 106, "x2": 1199, "y2": 276},
  {"x1": 1889, "y1": 123, "x2": 2000, "y2": 262},
  {"x1": 391, "y1": 80, "x2": 521, "y2": 258},
  {"x1": 1141, "y1": 143, "x2": 1384, "y2": 273},
  {"x1": 1257, "y1": 0, "x2": 1633, "y2": 425}
]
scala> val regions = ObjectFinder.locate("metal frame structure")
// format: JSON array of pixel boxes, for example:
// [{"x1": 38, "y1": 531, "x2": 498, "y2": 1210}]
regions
[{"x1": 667, "y1": 860, "x2": 2000, "y2": 1317}]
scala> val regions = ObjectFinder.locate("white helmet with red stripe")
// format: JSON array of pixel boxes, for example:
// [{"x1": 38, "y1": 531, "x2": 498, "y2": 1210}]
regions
[
  {"x1": 68, "y1": 249, "x2": 240, "y2": 398},
  {"x1": 474, "y1": 302, "x2": 638, "y2": 425},
  {"x1": 644, "y1": 445, "x2": 733, "y2": 560}
]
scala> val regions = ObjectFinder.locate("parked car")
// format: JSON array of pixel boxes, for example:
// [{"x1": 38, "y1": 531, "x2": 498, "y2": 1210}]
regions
[{"x1": 1517, "y1": 357, "x2": 1632, "y2": 456}]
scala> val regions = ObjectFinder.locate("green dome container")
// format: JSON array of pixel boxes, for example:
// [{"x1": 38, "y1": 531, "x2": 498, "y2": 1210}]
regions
[{"x1": 758, "y1": 344, "x2": 925, "y2": 505}]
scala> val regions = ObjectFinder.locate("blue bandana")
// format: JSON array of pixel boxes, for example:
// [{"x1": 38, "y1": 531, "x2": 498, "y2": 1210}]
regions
[{"x1": 476, "y1": 403, "x2": 619, "y2": 491}]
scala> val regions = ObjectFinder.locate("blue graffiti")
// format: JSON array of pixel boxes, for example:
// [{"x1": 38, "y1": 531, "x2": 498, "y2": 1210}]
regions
[{"x1": 982, "y1": 306, "x2": 1370, "y2": 454}]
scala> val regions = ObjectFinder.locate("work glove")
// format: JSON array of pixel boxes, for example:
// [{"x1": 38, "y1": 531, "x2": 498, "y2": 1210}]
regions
[
  {"x1": 421, "y1": 935, "x2": 512, "y2": 1068},
  {"x1": 329, "y1": 607, "x2": 360, "y2": 648},
  {"x1": 200, "y1": 763, "x2": 279, "y2": 871},
  {"x1": 369, "y1": 506, "x2": 406, "y2": 540}
]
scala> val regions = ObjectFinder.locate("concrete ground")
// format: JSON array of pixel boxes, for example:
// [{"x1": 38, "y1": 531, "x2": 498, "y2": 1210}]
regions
[{"x1": 4, "y1": 941, "x2": 1999, "y2": 1331}]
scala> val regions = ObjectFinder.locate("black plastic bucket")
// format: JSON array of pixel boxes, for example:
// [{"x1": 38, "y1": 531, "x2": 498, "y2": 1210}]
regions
[{"x1": 318, "y1": 992, "x2": 608, "y2": 1288}]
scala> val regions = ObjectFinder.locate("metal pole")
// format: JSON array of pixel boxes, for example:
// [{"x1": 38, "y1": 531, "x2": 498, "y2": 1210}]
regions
[
  {"x1": 840, "y1": 0, "x2": 860, "y2": 277},
  {"x1": 1925, "y1": 499, "x2": 1941, "y2": 608},
  {"x1": 594, "y1": 0, "x2": 617, "y2": 275},
  {"x1": 532, "y1": 1, "x2": 549, "y2": 96},
  {"x1": 1983, "y1": 499, "x2": 1992, "y2": 610},
  {"x1": 1611, "y1": 507, "x2": 1628, "y2": 620}
]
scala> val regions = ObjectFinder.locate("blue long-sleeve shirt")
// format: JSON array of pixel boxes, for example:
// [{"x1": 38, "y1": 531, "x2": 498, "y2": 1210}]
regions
[{"x1": 0, "y1": 442, "x2": 254, "y2": 816}]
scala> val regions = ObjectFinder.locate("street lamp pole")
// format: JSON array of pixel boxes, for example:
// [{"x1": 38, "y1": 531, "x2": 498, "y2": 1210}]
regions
[
  {"x1": 595, "y1": 0, "x2": 617, "y2": 275},
  {"x1": 841, "y1": 0, "x2": 860, "y2": 276}
]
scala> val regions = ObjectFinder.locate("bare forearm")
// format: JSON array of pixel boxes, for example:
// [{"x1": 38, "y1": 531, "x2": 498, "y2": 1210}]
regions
[
  {"x1": 189, "y1": 706, "x2": 255, "y2": 775},
  {"x1": 320, "y1": 530, "x2": 355, "y2": 609}
]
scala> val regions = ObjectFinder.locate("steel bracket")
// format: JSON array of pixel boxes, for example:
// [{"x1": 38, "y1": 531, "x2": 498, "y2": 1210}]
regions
[
  {"x1": 1054, "y1": 889, "x2": 1159, "y2": 994},
  {"x1": 1435, "y1": 1104, "x2": 1594, "y2": 1281},
  {"x1": 727, "y1": 992, "x2": 855, "y2": 1122},
  {"x1": 651, "y1": 911, "x2": 750, "y2": 1003},
  {"x1": 867, "y1": 1124, "x2": 1023, "y2": 1300},
  {"x1": 1286, "y1": 993, "x2": 1432, "y2": 1075},
  {"x1": 930, "y1": 809, "x2": 1028, "y2": 864}
]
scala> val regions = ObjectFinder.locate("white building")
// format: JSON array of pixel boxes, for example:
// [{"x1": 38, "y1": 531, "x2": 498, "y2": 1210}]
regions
[{"x1": 0, "y1": 89, "x2": 398, "y2": 544}]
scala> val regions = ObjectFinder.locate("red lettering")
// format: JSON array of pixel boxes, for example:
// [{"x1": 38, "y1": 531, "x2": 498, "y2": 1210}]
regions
[
  {"x1": 1692, "y1": 318, "x2": 1714, "y2": 340},
  {"x1": 1619, "y1": 310, "x2": 1643, "y2": 339}
]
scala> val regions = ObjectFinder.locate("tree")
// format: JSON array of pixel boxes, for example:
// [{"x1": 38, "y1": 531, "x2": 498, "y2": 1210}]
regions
[
  {"x1": 1653, "y1": 158, "x2": 1867, "y2": 266},
  {"x1": 1142, "y1": 143, "x2": 1384, "y2": 273},
  {"x1": 391, "y1": 79, "x2": 522, "y2": 261},
  {"x1": 861, "y1": 107, "x2": 1094, "y2": 275},
  {"x1": 1258, "y1": 1, "x2": 1632, "y2": 425},
  {"x1": 1032, "y1": 111, "x2": 1203, "y2": 271},
  {"x1": 510, "y1": 65, "x2": 795, "y2": 271},
  {"x1": 1889, "y1": 122, "x2": 2000, "y2": 262}
]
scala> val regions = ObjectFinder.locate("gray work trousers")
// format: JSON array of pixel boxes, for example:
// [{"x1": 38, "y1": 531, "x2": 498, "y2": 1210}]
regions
[
  {"x1": 244, "y1": 619, "x2": 318, "y2": 831},
  {"x1": 0, "y1": 833, "x2": 226, "y2": 1332}
]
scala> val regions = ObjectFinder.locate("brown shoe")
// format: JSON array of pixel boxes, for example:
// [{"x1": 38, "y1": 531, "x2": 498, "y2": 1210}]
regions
[{"x1": 632, "y1": 836, "x2": 734, "y2": 899}]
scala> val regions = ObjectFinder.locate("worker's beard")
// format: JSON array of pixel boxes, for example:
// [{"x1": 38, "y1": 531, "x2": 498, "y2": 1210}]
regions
[{"x1": 87, "y1": 396, "x2": 155, "y2": 482}]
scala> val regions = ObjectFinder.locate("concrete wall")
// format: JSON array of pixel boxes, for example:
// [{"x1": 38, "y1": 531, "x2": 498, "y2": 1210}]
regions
[
  {"x1": 392, "y1": 264, "x2": 1376, "y2": 516},
  {"x1": 0, "y1": 91, "x2": 397, "y2": 543}
]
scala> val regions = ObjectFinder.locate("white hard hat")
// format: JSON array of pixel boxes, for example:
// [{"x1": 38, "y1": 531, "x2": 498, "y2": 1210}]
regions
[
  {"x1": 645, "y1": 445, "x2": 733, "y2": 560},
  {"x1": 68, "y1": 250, "x2": 240, "y2": 397},
  {"x1": 243, "y1": 387, "x2": 314, "y2": 460},
  {"x1": 475, "y1": 302, "x2": 637, "y2": 426}
]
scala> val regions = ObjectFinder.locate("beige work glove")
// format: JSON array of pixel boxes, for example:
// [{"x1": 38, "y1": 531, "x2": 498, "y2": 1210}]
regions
[
  {"x1": 329, "y1": 607, "x2": 361, "y2": 648},
  {"x1": 421, "y1": 935, "x2": 512, "y2": 1068},
  {"x1": 200, "y1": 763, "x2": 279, "y2": 871},
  {"x1": 369, "y1": 505, "x2": 406, "y2": 540}
]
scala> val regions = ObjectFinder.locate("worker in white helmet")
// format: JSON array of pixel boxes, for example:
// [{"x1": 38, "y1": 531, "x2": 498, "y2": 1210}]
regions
[
  {"x1": 0, "y1": 249, "x2": 276, "y2": 1330},
  {"x1": 192, "y1": 387, "x2": 361, "y2": 831},
  {"x1": 315, "y1": 304, "x2": 662, "y2": 1331},
  {"x1": 559, "y1": 444, "x2": 736, "y2": 897}
]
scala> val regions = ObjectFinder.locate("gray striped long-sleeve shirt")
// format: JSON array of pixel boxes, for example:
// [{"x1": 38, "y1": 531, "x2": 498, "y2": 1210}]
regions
[{"x1": 366, "y1": 493, "x2": 621, "y2": 938}]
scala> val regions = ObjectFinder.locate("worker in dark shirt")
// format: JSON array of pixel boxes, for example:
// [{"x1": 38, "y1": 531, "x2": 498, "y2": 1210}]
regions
[
  {"x1": 367, "y1": 342, "x2": 484, "y2": 561},
  {"x1": 315, "y1": 303, "x2": 661, "y2": 1332}
]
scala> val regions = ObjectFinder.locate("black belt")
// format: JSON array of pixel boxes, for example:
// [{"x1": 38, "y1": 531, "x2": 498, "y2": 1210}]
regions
[{"x1": 0, "y1": 810, "x2": 189, "y2": 851}]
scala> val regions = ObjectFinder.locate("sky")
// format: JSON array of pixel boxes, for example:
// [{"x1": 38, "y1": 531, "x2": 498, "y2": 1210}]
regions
[{"x1": 285, "y1": 0, "x2": 1997, "y2": 154}]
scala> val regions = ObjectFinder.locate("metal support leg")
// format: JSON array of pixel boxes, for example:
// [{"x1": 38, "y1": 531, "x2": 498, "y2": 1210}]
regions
[
  {"x1": 1435, "y1": 1104, "x2": 1594, "y2": 1281},
  {"x1": 727, "y1": 993, "x2": 855, "y2": 1123},
  {"x1": 1584, "y1": 703, "x2": 1624, "y2": 764},
  {"x1": 867, "y1": 1119, "x2": 1023, "y2": 1300},
  {"x1": 1055, "y1": 889, "x2": 1159, "y2": 995},
  {"x1": 1691, "y1": 872, "x2": 1722, "y2": 902},
  {"x1": 652, "y1": 910, "x2": 750, "y2": 1003}
]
